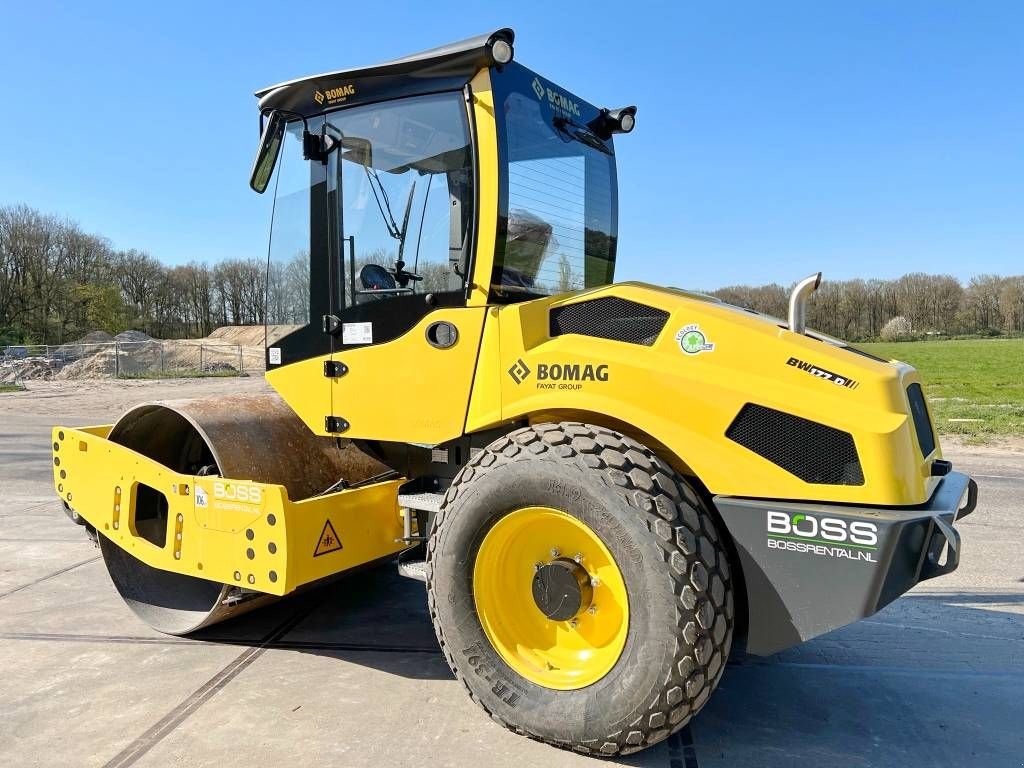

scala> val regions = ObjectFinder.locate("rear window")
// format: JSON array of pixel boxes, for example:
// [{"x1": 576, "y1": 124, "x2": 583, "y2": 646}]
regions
[
  {"x1": 907, "y1": 383, "x2": 937, "y2": 457},
  {"x1": 490, "y1": 65, "x2": 617, "y2": 302}
]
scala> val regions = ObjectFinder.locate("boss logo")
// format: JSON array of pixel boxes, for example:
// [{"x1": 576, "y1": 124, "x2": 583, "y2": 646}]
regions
[
  {"x1": 767, "y1": 511, "x2": 877, "y2": 546},
  {"x1": 213, "y1": 481, "x2": 262, "y2": 505}
]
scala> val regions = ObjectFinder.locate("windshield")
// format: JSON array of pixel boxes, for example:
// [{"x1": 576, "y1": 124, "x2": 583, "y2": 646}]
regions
[{"x1": 326, "y1": 92, "x2": 474, "y2": 307}]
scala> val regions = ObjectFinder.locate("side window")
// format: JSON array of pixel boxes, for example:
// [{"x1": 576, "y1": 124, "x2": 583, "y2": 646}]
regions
[
  {"x1": 325, "y1": 93, "x2": 475, "y2": 309},
  {"x1": 265, "y1": 123, "x2": 313, "y2": 326},
  {"x1": 492, "y1": 70, "x2": 617, "y2": 301}
]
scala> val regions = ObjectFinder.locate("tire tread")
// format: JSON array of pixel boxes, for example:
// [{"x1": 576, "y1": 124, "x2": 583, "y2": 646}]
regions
[{"x1": 426, "y1": 422, "x2": 733, "y2": 756}]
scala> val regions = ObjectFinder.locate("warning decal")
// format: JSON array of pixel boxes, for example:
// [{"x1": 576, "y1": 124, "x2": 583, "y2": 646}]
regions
[{"x1": 313, "y1": 519, "x2": 343, "y2": 557}]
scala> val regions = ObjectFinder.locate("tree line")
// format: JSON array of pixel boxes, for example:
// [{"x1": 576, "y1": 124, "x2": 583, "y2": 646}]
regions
[
  {"x1": 2, "y1": 203, "x2": 1021, "y2": 345},
  {"x1": 709, "y1": 273, "x2": 1024, "y2": 341},
  {"x1": 0, "y1": 204, "x2": 303, "y2": 345}
]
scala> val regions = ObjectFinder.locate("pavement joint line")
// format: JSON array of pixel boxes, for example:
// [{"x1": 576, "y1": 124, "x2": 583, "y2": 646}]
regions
[
  {"x1": 101, "y1": 595, "x2": 325, "y2": 768},
  {"x1": 742, "y1": 660, "x2": 1024, "y2": 680},
  {"x1": 0, "y1": 555, "x2": 101, "y2": 600},
  {"x1": 0, "y1": 537, "x2": 85, "y2": 542},
  {"x1": 0, "y1": 630, "x2": 440, "y2": 654},
  {"x1": 860, "y1": 618, "x2": 1024, "y2": 643}
]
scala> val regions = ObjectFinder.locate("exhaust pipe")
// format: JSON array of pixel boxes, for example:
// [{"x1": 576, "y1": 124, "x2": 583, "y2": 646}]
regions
[{"x1": 788, "y1": 272, "x2": 822, "y2": 335}]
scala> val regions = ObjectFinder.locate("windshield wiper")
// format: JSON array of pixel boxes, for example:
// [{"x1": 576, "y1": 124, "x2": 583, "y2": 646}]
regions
[
  {"x1": 364, "y1": 167, "x2": 403, "y2": 240},
  {"x1": 552, "y1": 116, "x2": 613, "y2": 155}
]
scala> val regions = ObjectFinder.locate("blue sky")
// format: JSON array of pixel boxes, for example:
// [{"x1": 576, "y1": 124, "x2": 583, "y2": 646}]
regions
[{"x1": 1, "y1": 1, "x2": 1020, "y2": 288}]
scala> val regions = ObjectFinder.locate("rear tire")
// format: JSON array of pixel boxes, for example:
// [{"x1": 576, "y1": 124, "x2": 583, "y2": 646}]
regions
[{"x1": 426, "y1": 423, "x2": 734, "y2": 755}]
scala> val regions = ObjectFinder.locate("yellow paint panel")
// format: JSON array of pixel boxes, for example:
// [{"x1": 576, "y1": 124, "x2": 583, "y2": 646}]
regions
[
  {"x1": 52, "y1": 426, "x2": 407, "y2": 595},
  {"x1": 467, "y1": 68, "x2": 498, "y2": 307},
  {"x1": 482, "y1": 282, "x2": 937, "y2": 506},
  {"x1": 465, "y1": 306, "x2": 503, "y2": 431},
  {"x1": 324, "y1": 308, "x2": 486, "y2": 443},
  {"x1": 265, "y1": 355, "x2": 332, "y2": 440}
]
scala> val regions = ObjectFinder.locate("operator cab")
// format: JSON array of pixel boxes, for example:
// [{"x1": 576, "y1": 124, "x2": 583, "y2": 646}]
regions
[{"x1": 250, "y1": 29, "x2": 636, "y2": 370}]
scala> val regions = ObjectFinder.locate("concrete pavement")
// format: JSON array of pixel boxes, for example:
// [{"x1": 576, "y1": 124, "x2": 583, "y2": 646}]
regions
[{"x1": 1, "y1": 379, "x2": 1021, "y2": 767}]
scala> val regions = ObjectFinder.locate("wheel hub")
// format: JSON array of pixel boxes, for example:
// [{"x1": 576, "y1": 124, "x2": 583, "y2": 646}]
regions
[
  {"x1": 472, "y1": 506, "x2": 629, "y2": 690},
  {"x1": 532, "y1": 559, "x2": 593, "y2": 621}
]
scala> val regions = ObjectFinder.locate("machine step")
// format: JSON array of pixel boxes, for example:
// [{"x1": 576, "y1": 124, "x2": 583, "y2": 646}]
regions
[
  {"x1": 397, "y1": 559, "x2": 428, "y2": 582},
  {"x1": 398, "y1": 492, "x2": 445, "y2": 513}
]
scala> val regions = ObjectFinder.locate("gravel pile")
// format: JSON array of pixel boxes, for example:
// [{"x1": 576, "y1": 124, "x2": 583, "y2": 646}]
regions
[{"x1": 0, "y1": 358, "x2": 56, "y2": 383}]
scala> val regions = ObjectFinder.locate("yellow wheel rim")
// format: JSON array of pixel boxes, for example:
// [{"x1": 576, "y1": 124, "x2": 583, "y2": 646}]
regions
[{"x1": 472, "y1": 507, "x2": 629, "y2": 690}]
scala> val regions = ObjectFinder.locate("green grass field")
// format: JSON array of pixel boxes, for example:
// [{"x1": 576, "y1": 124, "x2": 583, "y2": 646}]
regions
[
  {"x1": 857, "y1": 338, "x2": 1024, "y2": 439},
  {"x1": 0, "y1": 383, "x2": 25, "y2": 393}
]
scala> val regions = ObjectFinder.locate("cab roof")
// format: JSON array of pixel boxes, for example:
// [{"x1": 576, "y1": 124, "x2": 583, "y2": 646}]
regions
[{"x1": 254, "y1": 28, "x2": 514, "y2": 116}]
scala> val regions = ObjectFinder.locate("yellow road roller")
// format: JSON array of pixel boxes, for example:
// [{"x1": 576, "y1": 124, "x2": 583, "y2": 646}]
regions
[{"x1": 53, "y1": 28, "x2": 978, "y2": 755}]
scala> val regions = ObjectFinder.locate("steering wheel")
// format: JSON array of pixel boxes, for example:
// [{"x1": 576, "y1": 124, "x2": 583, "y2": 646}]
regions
[{"x1": 390, "y1": 259, "x2": 423, "y2": 288}]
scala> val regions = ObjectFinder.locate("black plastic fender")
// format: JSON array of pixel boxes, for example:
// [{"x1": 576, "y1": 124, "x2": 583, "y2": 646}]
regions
[{"x1": 714, "y1": 472, "x2": 975, "y2": 656}]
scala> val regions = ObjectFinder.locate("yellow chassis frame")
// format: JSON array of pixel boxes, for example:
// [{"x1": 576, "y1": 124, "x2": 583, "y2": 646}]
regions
[{"x1": 52, "y1": 426, "x2": 408, "y2": 595}]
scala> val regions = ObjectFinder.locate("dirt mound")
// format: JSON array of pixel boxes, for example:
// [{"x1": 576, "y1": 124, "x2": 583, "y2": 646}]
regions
[
  {"x1": 46, "y1": 326, "x2": 278, "y2": 380},
  {"x1": 207, "y1": 325, "x2": 300, "y2": 346},
  {"x1": 55, "y1": 349, "x2": 119, "y2": 379},
  {"x1": 53, "y1": 330, "x2": 115, "y2": 361},
  {"x1": 54, "y1": 339, "x2": 250, "y2": 380},
  {"x1": 0, "y1": 358, "x2": 56, "y2": 383},
  {"x1": 74, "y1": 331, "x2": 114, "y2": 345}
]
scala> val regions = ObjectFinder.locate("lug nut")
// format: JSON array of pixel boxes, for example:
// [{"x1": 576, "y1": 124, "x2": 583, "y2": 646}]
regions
[
  {"x1": 568, "y1": 619, "x2": 578, "y2": 629},
  {"x1": 573, "y1": 553, "x2": 584, "y2": 563},
  {"x1": 590, "y1": 577, "x2": 601, "y2": 587},
  {"x1": 588, "y1": 605, "x2": 598, "y2": 615},
  {"x1": 550, "y1": 548, "x2": 560, "y2": 558},
  {"x1": 534, "y1": 562, "x2": 543, "y2": 572}
]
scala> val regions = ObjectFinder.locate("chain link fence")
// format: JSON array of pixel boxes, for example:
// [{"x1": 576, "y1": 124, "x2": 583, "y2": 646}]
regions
[{"x1": 0, "y1": 341, "x2": 265, "y2": 383}]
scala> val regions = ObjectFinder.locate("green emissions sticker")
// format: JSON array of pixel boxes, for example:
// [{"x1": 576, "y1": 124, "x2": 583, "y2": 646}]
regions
[{"x1": 676, "y1": 324, "x2": 715, "y2": 355}]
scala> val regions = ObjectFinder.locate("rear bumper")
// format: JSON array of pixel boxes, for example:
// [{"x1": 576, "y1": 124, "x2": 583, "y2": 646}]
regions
[{"x1": 714, "y1": 471, "x2": 977, "y2": 656}]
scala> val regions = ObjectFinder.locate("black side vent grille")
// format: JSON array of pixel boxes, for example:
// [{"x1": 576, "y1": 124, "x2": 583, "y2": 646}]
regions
[
  {"x1": 549, "y1": 297, "x2": 669, "y2": 346},
  {"x1": 906, "y1": 383, "x2": 936, "y2": 457},
  {"x1": 726, "y1": 404, "x2": 864, "y2": 485}
]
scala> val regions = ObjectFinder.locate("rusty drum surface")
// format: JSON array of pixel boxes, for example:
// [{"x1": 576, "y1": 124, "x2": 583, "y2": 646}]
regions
[{"x1": 98, "y1": 392, "x2": 388, "y2": 635}]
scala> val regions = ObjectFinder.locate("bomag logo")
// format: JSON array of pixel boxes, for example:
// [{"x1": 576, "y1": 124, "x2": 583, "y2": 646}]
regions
[
  {"x1": 537, "y1": 363, "x2": 608, "y2": 382},
  {"x1": 531, "y1": 77, "x2": 580, "y2": 117},
  {"x1": 767, "y1": 511, "x2": 877, "y2": 546},
  {"x1": 535, "y1": 363, "x2": 608, "y2": 391},
  {"x1": 213, "y1": 481, "x2": 262, "y2": 505},
  {"x1": 317, "y1": 84, "x2": 356, "y2": 105}
]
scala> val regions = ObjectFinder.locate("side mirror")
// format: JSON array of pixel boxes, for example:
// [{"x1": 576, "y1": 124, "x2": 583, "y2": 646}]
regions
[{"x1": 250, "y1": 111, "x2": 286, "y2": 193}]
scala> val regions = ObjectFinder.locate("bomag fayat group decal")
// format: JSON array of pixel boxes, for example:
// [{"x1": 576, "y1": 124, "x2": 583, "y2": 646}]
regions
[
  {"x1": 314, "y1": 83, "x2": 356, "y2": 106},
  {"x1": 507, "y1": 358, "x2": 609, "y2": 391},
  {"x1": 766, "y1": 511, "x2": 879, "y2": 563}
]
